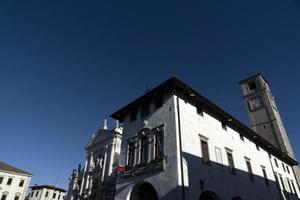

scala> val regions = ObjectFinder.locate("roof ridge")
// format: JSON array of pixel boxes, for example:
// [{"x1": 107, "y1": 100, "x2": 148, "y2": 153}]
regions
[{"x1": 0, "y1": 161, "x2": 32, "y2": 175}]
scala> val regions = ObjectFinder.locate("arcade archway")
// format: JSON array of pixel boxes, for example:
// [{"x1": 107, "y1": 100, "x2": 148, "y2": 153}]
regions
[
  {"x1": 199, "y1": 191, "x2": 221, "y2": 200},
  {"x1": 130, "y1": 182, "x2": 158, "y2": 200}
]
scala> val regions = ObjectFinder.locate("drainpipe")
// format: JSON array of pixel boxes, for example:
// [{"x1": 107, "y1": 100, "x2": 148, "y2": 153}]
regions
[{"x1": 176, "y1": 97, "x2": 186, "y2": 200}]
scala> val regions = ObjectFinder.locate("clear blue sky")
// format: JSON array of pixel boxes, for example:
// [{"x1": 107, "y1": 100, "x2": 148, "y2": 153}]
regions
[{"x1": 0, "y1": 0, "x2": 300, "y2": 189}]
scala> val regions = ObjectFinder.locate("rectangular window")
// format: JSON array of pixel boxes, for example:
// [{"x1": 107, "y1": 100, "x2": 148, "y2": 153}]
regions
[
  {"x1": 286, "y1": 166, "x2": 290, "y2": 174},
  {"x1": 140, "y1": 136, "x2": 149, "y2": 163},
  {"x1": 53, "y1": 193, "x2": 56, "y2": 198},
  {"x1": 127, "y1": 142, "x2": 135, "y2": 167},
  {"x1": 155, "y1": 131, "x2": 164, "y2": 160},
  {"x1": 19, "y1": 180, "x2": 24, "y2": 187},
  {"x1": 35, "y1": 191, "x2": 39, "y2": 197},
  {"x1": 130, "y1": 111, "x2": 137, "y2": 122},
  {"x1": 1, "y1": 195, "x2": 7, "y2": 200},
  {"x1": 226, "y1": 150, "x2": 236, "y2": 175},
  {"x1": 58, "y1": 194, "x2": 61, "y2": 199},
  {"x1": 287, "y1": 178, "x2": 293, "y2": 193},
  {"x1": 141, "y1": 103, "x2": 150, "y2": 118},
  {"x1": 7, "y1": 178, "x2": 12, "y2": 185},
  {"x1": 245, "y1": 158, "x2": 254, "y2": 181},
  {"x1": 291, "y1": 180, "x2": 297, "y2": 195},
  {"x1": 31, "y1": 192, "x2": 34, "y2": 197},
  {"x1": 0, "y1": 177, "x2": 3, "y2": 184},
  {"x1": 215, "y1": 147, "x2": 223, "y2": 165},
  {"x1": 261, "y1": 166, "x2": 269, "y2": 186},
  {"x1": 196, "y1": 106, "x2": 203, "y2": 116},
  {"x1": 239, "y1": 133, "x2": 244, "y2": 141},
  {"x1": 14, "y1": 196, "x2": 19, "y2": 200},
  {"x1": 45, "y1": 191, "x2": 48, "y2": 197},
  {"x1": 200, "y1": 139, "x2": 210, "y2": 164},
  {"x1": 279, "y1": 175, "x2": 286, "y2": 191},
  {"x1": 248, "y1": 81, "x2": 257, "y2": 90},
  {"x1": 154, "y1": 96, "x2": 163, "y2": 110},
  {"x1": 274, "y1": 158, "x2": 279, "y2": 167},
  {"x1": 221, "y1": 122, "x2": 227, "y2": 131},
  {"x1": 282, "y1": 163, "x2": 286, "y2": 172},
  {"x1": 256, "y1": 144, "x2": 260, "y2": 151}
]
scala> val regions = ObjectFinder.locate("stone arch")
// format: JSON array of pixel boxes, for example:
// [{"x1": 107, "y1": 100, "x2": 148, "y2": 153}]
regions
[
  {"x1": 199, "y1": 191, "x2": 221, "y2": 200},
  {"x1": 129, "y1": 182, "x2": 158, "y2": 200}
]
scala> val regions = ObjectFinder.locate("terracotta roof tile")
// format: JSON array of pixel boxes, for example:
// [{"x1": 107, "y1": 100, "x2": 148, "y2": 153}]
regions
[{"x1": 0, "y1": 161, "x2": 32, "y2": 175}]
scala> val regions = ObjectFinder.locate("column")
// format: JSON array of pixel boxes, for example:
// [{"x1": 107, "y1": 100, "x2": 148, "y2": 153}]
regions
[
  {"x1": 87, "y1": 154, "x2": 94, "y2": 195},
  {"x1": 101, "y1": 146, "x2": 108, "y2": 182},
  {"x1": 108, "y1": 142, "x2": 115, "y2": 176},
  {"x1": 152, "y1": 133, "x2": 156, "y2": 160},
  {"x1": 79, "y1": 154, "x2": 89, "y2": 195}
]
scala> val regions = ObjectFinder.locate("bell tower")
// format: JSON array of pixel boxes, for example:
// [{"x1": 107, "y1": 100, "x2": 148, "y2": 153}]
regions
[
  {"x1": 239, "y1": 74, "x2": 295, "y2": 157},
  {"x1": 239, "y1": 73, "x2": 300, "y2": 188}
]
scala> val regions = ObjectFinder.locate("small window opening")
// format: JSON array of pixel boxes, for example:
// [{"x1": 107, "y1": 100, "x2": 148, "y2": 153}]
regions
[{"x1": 248, "y1": 81, "x2": 257, "y2": 90}]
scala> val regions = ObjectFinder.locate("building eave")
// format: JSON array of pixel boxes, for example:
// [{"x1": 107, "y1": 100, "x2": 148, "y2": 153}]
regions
[
  {"x1": 110, "y1": 76, "x2": 298, "y2": 166},
  {"x1": 238, "y1": 73, "x2": 269, "y2": 84},
  {"x1": 30, "y1": 185, "x2": 66, "y2": 193},
  {"x1": 0, "y1": 161, "x2": 32, "y2": 176}
]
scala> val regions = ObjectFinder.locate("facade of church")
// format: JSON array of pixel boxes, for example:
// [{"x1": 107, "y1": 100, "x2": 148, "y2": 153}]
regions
[
  {"x1": 111, "y1": 76, "x2": 300, "y2": 200},
  {"x1": 67, "y1": 122, "x2": 122, "y2": 200}
]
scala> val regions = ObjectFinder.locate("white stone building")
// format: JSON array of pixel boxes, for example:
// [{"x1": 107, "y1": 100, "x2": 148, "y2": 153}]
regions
[
  {"x1": 111, "y1": 76, "x2": 300, "y2": 200},
  {"x1": 67, "y1": 122, "x2": 122, "y2": 200},
  {"x1": 0, "y1": 161, "x2": 32, "y2": 200},
  {"x1": 28, "y1": 185, "x2": 66, "y2": 200}
]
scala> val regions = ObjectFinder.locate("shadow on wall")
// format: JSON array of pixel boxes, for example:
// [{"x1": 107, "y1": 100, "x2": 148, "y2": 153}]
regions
[
  {"x1": 181, "y1": 152, "x2": 299, "y2": 200},
  {"x1": 117, "y1": 151, "x2": 299, "y2": 200}
]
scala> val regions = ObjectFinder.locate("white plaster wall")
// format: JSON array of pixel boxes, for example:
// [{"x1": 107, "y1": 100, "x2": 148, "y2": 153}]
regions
[
  {"x1": 271, "y1": 154, "x2": 300, "y2": 198},
  {"x1": 115, "y1": 94, "x2": 181, "y2": 200},
  {"x1": 28, "y1": 188, "x2": 65, "y2": 200},
  {"x1": 0, "y1": 171, "x2": 31, "y2": 200},
  {"x1": 176, "y1": 96, "x2": 299, "y2": 200},
  {"x1": 114, "y1": 92, "x2": 300, "y2": 200}
]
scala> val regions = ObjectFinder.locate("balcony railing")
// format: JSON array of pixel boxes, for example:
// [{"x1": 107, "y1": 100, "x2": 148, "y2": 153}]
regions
[{"x1": 122, "y1": 157, "x2": 165, "y2": 177}]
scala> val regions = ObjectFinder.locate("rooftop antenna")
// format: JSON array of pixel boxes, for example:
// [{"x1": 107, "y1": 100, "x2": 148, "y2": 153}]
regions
[{"x1": 54, "y1": 162, "x2": 62, "y2": 187}]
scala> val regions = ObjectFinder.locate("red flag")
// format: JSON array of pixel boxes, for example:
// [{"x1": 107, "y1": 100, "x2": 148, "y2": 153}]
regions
[{"x1": 116, "y1": 165, "x2": 126, "y2": 173}]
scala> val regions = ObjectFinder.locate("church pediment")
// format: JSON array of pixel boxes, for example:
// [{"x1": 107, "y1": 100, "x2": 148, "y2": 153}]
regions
[{"x1": 85, "y1": 129, "x2": 115, "y2": 149}]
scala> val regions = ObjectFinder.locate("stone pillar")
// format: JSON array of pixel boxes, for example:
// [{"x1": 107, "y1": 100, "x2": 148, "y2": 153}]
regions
[
  {"x1": 87, "y1": 154, "x2": 94, "y2": 195},
  {"x1": 101, "y1": 146, "x2": 108, "y2": 182},
  {"x1": 108, "y1": 141, "x2": 115, "y2": 176},
  {"x1": 79, "y1": 154, "x2": 89, "y2": 195},
  {"x1": 126, "y1": 143, "x2": 129, "y2": 166},
  {"x1": 136, "y1": 139, "x2": 141, "y2": 164},
  {"x1": 151, "y1": 133, "x2": 156, "y2": 160}
]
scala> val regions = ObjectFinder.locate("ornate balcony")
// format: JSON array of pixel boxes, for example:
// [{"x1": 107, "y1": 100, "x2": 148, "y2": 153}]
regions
[{"x1": 121, "y1": 157, "x2": 165, "y2": 177}]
